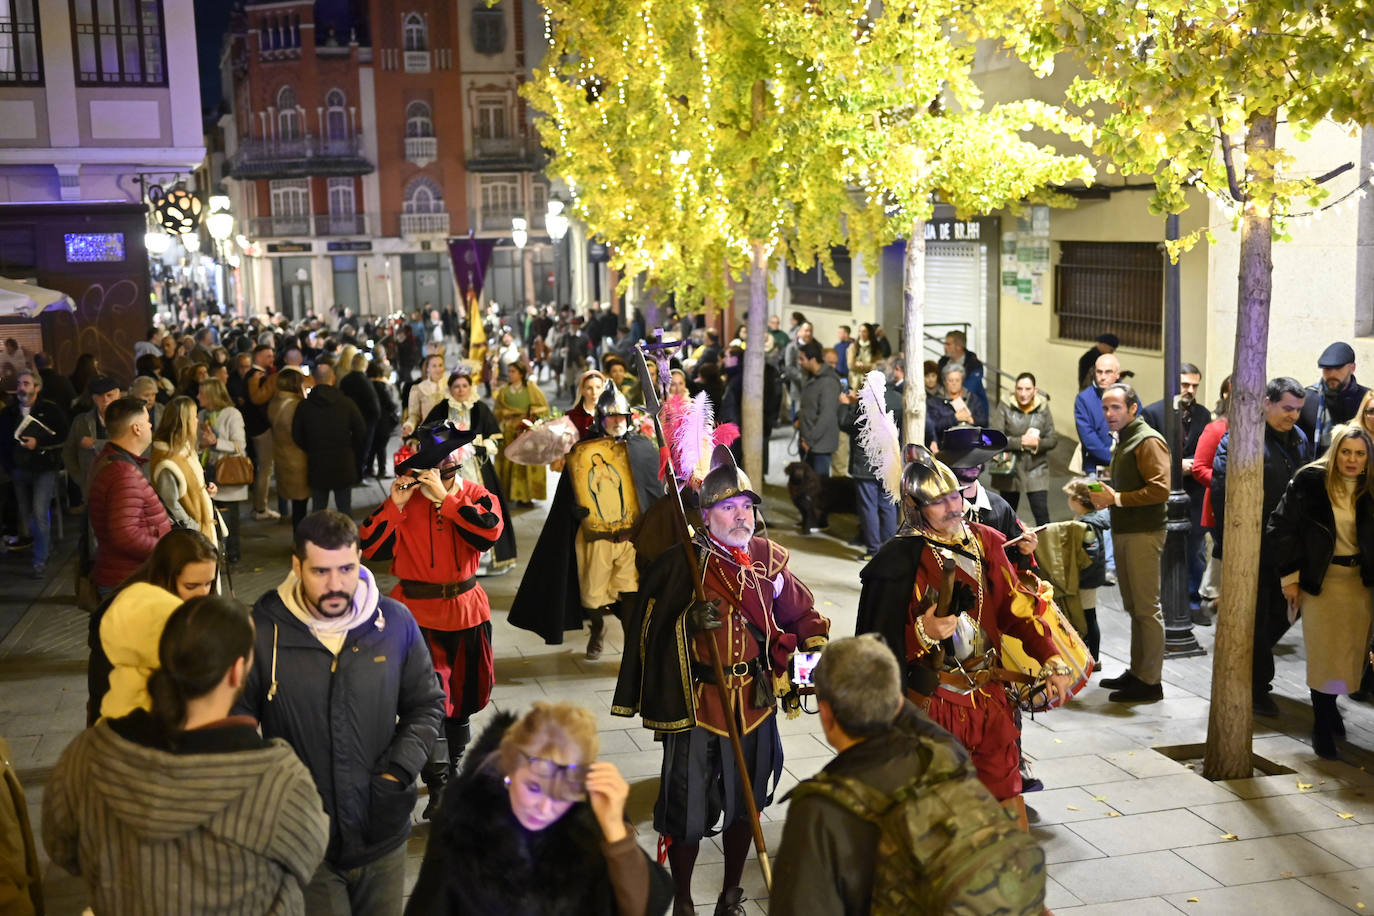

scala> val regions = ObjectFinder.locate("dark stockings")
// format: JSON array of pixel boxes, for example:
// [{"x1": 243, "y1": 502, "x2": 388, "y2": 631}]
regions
[{"x1": 720, "y1": 818, "x2": 753, "y2": 891}]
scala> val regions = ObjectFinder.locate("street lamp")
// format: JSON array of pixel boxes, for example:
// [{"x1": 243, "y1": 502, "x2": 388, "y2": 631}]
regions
[
  {"x1": 546, "y1": 196, "x2": 569, "y2": 307},
  {"x1": 207, "y1": 210, "x2": 235, "y2": 313},
  {"x1": 181, "y1": 232, "x2": 201, "y2": 254},
  {"x1": 145, "y1": 231, "x2": 172, "y2": 256},
  {"x1": 512, "y1": 217, "x2": 528, "y2": 309}
]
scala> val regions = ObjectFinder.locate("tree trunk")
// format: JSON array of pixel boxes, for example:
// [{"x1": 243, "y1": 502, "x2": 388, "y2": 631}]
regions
[
  {"x1": 901, "y1": 218, "x2": 927, "y2": 446},
  {"x1": 741, "y1": 241, "x2": 768, "y2": 484},
  {"x1": 1203, "y1": 112, "x2": 1276, "y2": 781}
]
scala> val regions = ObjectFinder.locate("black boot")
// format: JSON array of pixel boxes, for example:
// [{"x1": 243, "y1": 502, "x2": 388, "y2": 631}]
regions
[
  {"x1": 1312, "y1": 689, "x2": 1340, "y2": 760},
  {"x1": 420, "y1": 733, "x2": 450, "y2": 819},
  {"x1": 586, "y1": 605, "x2": 608, "y2": 660},
  {"x1": 445, "y1": 717, "x2": 471, "y2": 767},
  {"x1": 714, "y1": 887, "x2": 746, "y2": 916}
]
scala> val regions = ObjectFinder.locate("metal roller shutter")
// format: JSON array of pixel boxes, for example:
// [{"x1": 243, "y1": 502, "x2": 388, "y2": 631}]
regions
[{"x1": 924, "y1": 241, "x2": 986, "y2": 359}]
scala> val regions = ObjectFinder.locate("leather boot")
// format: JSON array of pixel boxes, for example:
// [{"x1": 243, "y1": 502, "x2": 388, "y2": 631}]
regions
[
  {"x1": 1312, "y1": 689, "x2": 1340, "y2": 760},
  {"x1": 445, "y1": 717, "x2": 471, "y2": 775},
  {"x1": 586, "y1": 605, "x2": 608, "y2": 660},
  {"x1": 420, "y1": 733, "x2": 450, "y2": 819},
  {"x1": 672, "y1": 899, "x2": 695, "y2": 916},
  {"x1": 714, "y1": 887, "x2": 746, "y2": 916}
]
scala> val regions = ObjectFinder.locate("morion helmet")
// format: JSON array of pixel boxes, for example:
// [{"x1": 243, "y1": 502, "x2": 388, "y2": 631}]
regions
[
  {"x1": 699, "y1": 444, "x2": 760, "y2": 509},
  {"x1": 900, "y1": 443, "x2": 959, "y2": 507},
  {"x1": 594, "y1": 385, "x2": 632, "y2": 436}
]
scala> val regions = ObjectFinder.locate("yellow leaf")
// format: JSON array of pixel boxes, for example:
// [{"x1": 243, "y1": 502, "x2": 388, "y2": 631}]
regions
[
  {"x1": 1092, "y1": 795, "x2": 1107, "y2": 801},
  {"x1": 1107, "y1": 811, "x2": 1121, "y2": 817},
  {"x1": 1066, "y1": 805, "x2": 1079, "y2": 811},
  {"x1": 1220, "y1": 833, "x2": 1238, "y2": 840},
  {"x1": 1053, "y1": 738, "x2": 1063, "y2": 744},
  {"x1": 1297, "y1": 781, "x2": 1313, "y2": 791},
  {"x1": 1186, "y1": 898, "x2": 1199, "y2": 903},
  {"x1": 1356, "y1": 903, "x2": 1364, "y2": 910},
  {"x1": 1339, "y1": 812, "x2": 1356, "y2": 819}
]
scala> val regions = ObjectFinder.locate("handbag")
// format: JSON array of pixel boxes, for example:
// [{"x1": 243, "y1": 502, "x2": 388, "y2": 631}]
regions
[
  {"x1": 216, "y1": 452, "x2": 255, "y2": 487},
  {"x1": 988, "y1": 450, "x2": 1019, "y2": 477}
]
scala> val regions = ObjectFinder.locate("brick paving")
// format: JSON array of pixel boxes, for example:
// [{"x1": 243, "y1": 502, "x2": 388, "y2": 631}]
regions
[{"x1": 8, "y1": 422, "x2": 1374, "y2": 914}]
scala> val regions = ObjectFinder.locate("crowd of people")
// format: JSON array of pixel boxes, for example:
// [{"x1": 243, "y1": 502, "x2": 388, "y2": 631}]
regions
[{"x1": 0, "y1": 298, "x2": 1369, "y2": 916}]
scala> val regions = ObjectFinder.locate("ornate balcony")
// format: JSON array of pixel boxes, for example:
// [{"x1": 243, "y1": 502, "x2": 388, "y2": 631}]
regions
[
  {"x1": 228, "y1": 134, "x2": 374, "y2": 180},
  {"x1": 404, "y1": 50, "x2": 431, "y2": 73},
  {"x1": 247, "y1": 214, "x2": 375, "y2": 238},
  {"x1": 400, "y1": 211, "x2": 450, "y2": 237},
  {"x1": 467, "y1": 136, "x2": 543, "y2": 171},
  {"x1": 405, "y1": 136, "x2": 437, "y2": 167}
]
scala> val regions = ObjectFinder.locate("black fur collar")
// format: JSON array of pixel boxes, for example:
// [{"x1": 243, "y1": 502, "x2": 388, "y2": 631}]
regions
[{"x1": 430, "y1": 714, "x2": 617, "y2": 915}]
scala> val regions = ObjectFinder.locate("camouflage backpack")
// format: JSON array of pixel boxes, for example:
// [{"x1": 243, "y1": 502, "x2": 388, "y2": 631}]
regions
[{"x1": 789, "y1": 739, "x2": 1045, "y2": 915}]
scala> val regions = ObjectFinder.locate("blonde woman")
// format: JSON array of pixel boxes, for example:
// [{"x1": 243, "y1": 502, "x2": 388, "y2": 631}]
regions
[
  {"x1": 197, "y1": 378, "x2": 248, "y2": 564},
  {"x1": 1267, "y1": 424, "x2": 1374, "y2": 759},
  {"x1": 492, "y1": 362, "x2": 549, "y2": 505},
  {"x1": 402, "y1": 354, "x2": 448, "y2": 437},
  {"x1": 268, "y1": 369, "x2": 312, "y2": 529},
  {"x1": 151, "y1": 396, "x2": 221, "y2": 547},
  {"x1": 406, "y1": 702, "x2": 672, "y2": 914}
]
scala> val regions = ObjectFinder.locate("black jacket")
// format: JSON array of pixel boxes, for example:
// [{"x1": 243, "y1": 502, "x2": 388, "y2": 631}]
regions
[
  {"x1": 1141, "y1": 398, "x2": 1212, "y2": 514},
  {"x1": 1211, "y1": 423, "x2": 1310, "y2": 557},
  {"x1": 233, "y1": 583, "x2": 444, "y2": 870},
  {"x1": 0, "y1": 397, "x2": 68, "y2": 473},
  {"x1": 405, "y1": 713, "x2": 673, "y2": 915},
  {"x1": 771, "y1": 703, "x2": 977, "y2": 916},
  {"x1": 1299, "y1": 376, "x2": 1370, "y2": 455},
  {"x1": 1265, "y1": 465, "x2": 1374, "y2": 595},
  {"x1": 291, "y1": 383, "x2": 367, "y2": 490},
  {"x1": 340, "y1": 369, "x2": 381, "y2": 427}
]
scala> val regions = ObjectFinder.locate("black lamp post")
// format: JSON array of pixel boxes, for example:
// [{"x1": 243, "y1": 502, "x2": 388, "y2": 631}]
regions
[{"x1": 1163, "y1": 212, "x2": 1205, "y2": 658}]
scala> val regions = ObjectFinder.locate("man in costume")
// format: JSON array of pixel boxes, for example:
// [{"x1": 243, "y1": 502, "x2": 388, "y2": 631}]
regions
[
  {"x1": 856, "y1": 446, "x2": 1073, "y2": 821},
  {"x1": 358, "y1": 423, "x2": 505, "y2": 816},
  {"x1": 509, "y1": 385, "x2": 660, "y2": 658},
  {"x1": 613, "y1": 445, "x2": 830, "y2": 916}
]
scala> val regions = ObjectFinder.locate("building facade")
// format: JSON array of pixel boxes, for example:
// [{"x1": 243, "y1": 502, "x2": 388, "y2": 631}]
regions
[
  {"x1": 0, "y1": 0, "x2": 204, "y2": 379},
  {"x1": 222, "y1": 0, "x2": 556, "y2": 321}
]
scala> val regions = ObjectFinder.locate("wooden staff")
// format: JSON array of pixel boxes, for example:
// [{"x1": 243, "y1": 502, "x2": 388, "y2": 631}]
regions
[{"x1": 633, "y1": 346, "x2": 774, "y2": 889}]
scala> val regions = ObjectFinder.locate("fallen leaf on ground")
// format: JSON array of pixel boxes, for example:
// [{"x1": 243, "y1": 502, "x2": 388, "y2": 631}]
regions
[
  {"x1": 1220, "y1": 833, "x2": 1238, "y2": 840},
  {"x1": 1339, "y1": 813, "x2": 1356, "y2": 819},
  {"x1": 1092, "y1": 795, "x2": 1107, "y2": 801},
  {"x1": 1107, "y1": 812, "x2": 1121, "y2": 817},
  {"x1": 1066, "y1": 805, "x2": 1079, "y2": 810},
  {"x1": 1185, "y1": 898, "x2": 1199, "y2": 903},
  {"x1": 1297, "y1": 781, "x2": 1313, "y2": 790},
  {"x1": 1053, "y1": 738, "x2": 1063, "y2": 744}
]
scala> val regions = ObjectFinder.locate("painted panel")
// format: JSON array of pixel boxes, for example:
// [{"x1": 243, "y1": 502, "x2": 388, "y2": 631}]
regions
[
  {"x1": 88, "y1": 99, "x2": 163, "y2": 140},
  {"x1": 0, "y1": 100, "x2": 38, "y2": 140}
]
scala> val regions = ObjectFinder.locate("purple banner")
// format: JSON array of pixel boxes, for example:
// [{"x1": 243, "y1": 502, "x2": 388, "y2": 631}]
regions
[{"x1": 448, "y1": 235, "x2": 497, "y2": 302}]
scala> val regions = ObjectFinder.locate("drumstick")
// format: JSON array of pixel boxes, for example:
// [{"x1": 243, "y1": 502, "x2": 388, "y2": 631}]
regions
[{"x1": 1003, "y1": 524, "x2": 1050, "y2": 547}]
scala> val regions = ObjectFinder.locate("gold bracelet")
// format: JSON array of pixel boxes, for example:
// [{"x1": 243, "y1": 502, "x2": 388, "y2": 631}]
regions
[{"x1": 1042, "y1": 663, "x2": 1073, "y2": 679}]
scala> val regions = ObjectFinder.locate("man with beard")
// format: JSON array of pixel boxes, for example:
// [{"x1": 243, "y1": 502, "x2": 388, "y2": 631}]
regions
[
  {"x1": 613, "y1": 446, "x2": 830, "y2": 916},
  {"x1": 1142, "y1": 363, "x2": 1213, "y2": 617},
  {"x1": 0, "y1": 369, "x2": 69, "y2": 577},
  {"x1": 509, "y1": 386, "x2": 661, "y2": 659},
  {"x1": 856, "y1": 446, "x2": 1073, "y2": 823},
  {"x1": 937, "y1": 426, "x2": 1039, "y2": 567},
  {"x1": 1299, "y1": 342, "x2": 1369, "y2": 457},
  {"x1": 234, "y1": 510, "x2": 444, "y2": 916},
  {"x1": 359, "y1": 426, "x2": 505, "y2": 816}
]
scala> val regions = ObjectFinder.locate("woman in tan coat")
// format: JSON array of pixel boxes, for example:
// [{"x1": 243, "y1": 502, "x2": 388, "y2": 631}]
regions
[
  {"x1": 1267, "y1": 424, "x2": 1374, "y2": 760},
  {"x1": 150, "y1": 396, "x2": 221, "y2": 549},
  {"x1": 268, "y1": 369, "x2": 312, "y2": 529}
]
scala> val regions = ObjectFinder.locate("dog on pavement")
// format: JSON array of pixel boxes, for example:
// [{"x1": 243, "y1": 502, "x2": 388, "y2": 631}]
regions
[{"x1": 784, "y1": 461, "x2": 856, "y2": 532}]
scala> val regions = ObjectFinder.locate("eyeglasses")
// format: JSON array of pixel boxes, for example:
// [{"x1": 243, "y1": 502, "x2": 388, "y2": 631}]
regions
[{"x1": 520, "y1": 751, "x2": 588, "y2": 800}]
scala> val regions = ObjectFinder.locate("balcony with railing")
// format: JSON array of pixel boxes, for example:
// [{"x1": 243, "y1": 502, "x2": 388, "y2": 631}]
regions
[
  {"x1": 400, "y1": 211, "x2": 450, "y2": 236},
  {"x1": 247, "y1": 214, "x2": 376, "y2": 238},
  {"x1": 405, "y1": 136, "x2": 437, "y2": 166},
  {"x1": 467, "y1": 135, "x2": 543, "y2": 171},
  {"x1": 228, "y1": 134, "x2": 374, "y2": 180},
  {"x1": 404, "y1": 50, "x2": 431, "y2": 73}
]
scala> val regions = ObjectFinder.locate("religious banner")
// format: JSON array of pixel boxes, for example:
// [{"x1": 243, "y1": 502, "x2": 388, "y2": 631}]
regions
[
  {"x1": 566, "y1": 437, "x2": 641, "y2": 540},
  {"x1": 448, "y1": 233, "x2": 497, "y2": 303}
]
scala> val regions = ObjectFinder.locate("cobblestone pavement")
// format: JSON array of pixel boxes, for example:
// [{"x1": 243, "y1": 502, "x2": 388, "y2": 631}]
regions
[{"x1": 8, "y1": 422, "x2": 1374, "y2": 914}]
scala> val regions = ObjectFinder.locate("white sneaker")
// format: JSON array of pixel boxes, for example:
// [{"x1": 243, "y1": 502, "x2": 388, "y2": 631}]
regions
[{"x1": 254, "y1": 509, "x2": 282, "y2": 520}]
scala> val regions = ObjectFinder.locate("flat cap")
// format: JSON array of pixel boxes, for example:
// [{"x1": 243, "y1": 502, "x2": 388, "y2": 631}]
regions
[{"x1": 1318, "y1": 342, "x2": 1356, "y2": 368}]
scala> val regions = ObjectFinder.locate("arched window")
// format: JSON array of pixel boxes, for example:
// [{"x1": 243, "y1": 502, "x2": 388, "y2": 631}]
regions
[
  {"x1": 277, "y1": 85, "x2": 300, "y2": 139},
  {"x1": 403, "y1": 176, "x2": 444, "y2": 214},
  {"x1": 405, "y1": 101, "x2": 433, "y2": 138},
  {"x1": 403, "y1": 13, "x2": 427, "y2": 51},
  {"x1": 325, "y1": 88, "x2": 348, "y2": 140}
]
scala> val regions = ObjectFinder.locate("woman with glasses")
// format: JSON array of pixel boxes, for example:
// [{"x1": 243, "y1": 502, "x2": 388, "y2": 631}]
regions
[
  {"x1": 406, "y1": 702, "x2": 672, "y2": 915},
  {"x1": 1266, "y1": 424, "x2": 1374, "y2": 759}
]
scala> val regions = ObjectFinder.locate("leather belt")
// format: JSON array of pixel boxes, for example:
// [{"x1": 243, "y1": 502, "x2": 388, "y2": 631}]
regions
[
  {"x1": 399, "y1": 577, "x2": 478, "y2": 600},
  {"x1": 691, "y1": 660, "x2": 753, "y2": 682},
  {"x1": 1331, "y1": 554, "x2": 1361, "y2": 567},
  {"x1": 937, "y1": 666, "x2": 1037, "y2": 691}
]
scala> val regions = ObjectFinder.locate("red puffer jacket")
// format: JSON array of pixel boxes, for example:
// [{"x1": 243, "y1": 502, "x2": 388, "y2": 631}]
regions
[{"x1": 86, "y1": 444, "x2": 171, "y2": 587}]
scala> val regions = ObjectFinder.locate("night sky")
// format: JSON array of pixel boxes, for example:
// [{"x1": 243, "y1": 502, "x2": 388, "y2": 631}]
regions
[{"x1": 195, "y1": 0, "x2": 234, "y2": 115}]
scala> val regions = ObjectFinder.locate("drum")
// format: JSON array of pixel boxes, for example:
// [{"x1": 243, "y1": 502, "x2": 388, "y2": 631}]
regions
[{"x1": 1001, "y1": 587, "x2": 1093, "y2": 711}]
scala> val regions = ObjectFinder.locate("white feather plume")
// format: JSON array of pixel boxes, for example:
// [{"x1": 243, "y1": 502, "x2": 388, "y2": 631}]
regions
[
  {"x1": 857, "y1": 370, "x2": 903, "y2": 504},
  {"x1": 671, "y1": 391, "x2": 715, "y2": 484}
]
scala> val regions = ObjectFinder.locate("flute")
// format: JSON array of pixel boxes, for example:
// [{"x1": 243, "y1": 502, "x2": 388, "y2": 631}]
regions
[{"x1": 396, "y1": 465, "x2": 463, "y2": 490}]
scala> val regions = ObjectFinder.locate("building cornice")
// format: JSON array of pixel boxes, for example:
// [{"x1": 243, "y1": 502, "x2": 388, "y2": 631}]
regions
[{"x1": 0, "y1": 147, "x2": 206, "y2": 168}]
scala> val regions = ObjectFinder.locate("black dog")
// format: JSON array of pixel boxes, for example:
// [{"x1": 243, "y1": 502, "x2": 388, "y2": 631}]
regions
[{"x1": 785, "y1": 462, "x2": 857, "y2": 532}]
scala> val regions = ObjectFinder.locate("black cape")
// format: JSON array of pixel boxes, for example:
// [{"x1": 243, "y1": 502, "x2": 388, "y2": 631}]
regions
[
  {"x1": 611, "y1": 541, "x2": 698, "y2": 732},
  {"x1": 855, "y1": 535, "x2": 941, "y2": 696},
  {"x1": 508, "y1": 432, "x2": 662, "y2": 644}
]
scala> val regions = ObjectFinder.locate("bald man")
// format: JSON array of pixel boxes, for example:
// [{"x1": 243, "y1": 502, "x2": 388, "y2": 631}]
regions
[{"x1": 1074, "y1": 353, "x2": 1121, "y2": 475}]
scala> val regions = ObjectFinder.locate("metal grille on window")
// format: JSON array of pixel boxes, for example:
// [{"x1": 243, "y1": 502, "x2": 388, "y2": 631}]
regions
[
  {"x1": 0, "y1": 0, "x2": 42, "y2": 84},
  {"x1": 1053, "y1": 241, "x2": 1164, "y2": 350},
  {"x1": 71, "y1": 0, "x2": 166, "y2": 86}
]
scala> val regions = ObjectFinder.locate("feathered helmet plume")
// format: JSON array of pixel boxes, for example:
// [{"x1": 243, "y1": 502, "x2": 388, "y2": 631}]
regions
[{"x1": 856, "y1": 370, "x2": 903, "y2": 504}]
